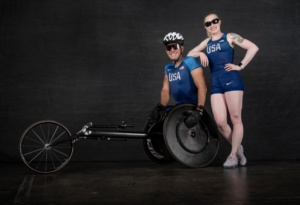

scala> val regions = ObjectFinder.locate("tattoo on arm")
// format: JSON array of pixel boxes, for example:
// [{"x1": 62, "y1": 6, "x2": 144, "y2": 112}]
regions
[{"x1": 230, "y1": 33, "x2": 244, "y2": 43}]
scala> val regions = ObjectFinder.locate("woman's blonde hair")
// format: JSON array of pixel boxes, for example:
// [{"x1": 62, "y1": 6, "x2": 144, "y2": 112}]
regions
[{"x1": 204, "y1": 14, "x2": 219, "y2": 38}]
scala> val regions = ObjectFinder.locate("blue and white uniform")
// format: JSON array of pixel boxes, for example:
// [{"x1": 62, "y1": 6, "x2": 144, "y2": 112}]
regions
[
  {"x1": 206, "y1": 33, "x2": 244, "y2": 94},
  {"x1": 165, "y1": 57, "x2": 201, "y2": 104}
]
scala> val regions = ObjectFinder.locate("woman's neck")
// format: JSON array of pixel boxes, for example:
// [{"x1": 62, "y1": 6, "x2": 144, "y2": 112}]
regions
[{"x1": 211, "y1": 32, "x2": 223, "y2": 41}]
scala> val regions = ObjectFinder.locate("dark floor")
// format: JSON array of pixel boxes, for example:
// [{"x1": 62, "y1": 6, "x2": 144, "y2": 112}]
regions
[{"x1": 1, "y1": 160, "x2": 300, "y2": 205}]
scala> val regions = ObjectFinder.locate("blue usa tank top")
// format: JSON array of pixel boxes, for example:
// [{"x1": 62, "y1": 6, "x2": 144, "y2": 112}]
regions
[{"x1": 206, "y1": 33, "x2": 234, "y2": 72}]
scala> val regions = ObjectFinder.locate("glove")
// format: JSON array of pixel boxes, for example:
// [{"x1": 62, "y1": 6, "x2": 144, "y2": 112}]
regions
[
  {"x1": 184, "y1": 110, "x2": 203, "y2": 129},
  {"x1": 149, "y1": 103, "x2": 167, "y2": 123}
]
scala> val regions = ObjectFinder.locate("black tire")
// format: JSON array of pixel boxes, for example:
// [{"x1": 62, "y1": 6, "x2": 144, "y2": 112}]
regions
[
  {"x1": 143, "y1": 118, "x2": 175, "y2": 164},
  {"x1": 20, "y1": 120, "x2": 74, "y2": 174}
]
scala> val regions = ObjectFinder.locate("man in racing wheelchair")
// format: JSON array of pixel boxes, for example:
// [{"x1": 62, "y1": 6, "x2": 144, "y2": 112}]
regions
[
  {"x1": 149, "y1": 32, "x2": 207, "y2": 129},
  {"x1": 19, "y1": 32, "x2": 217, "y2": 174}
]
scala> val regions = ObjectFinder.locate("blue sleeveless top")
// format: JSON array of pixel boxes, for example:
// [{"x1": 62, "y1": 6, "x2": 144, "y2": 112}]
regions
[{"x1": 206, "y1": 33, "x2": 234, "y2": 73}]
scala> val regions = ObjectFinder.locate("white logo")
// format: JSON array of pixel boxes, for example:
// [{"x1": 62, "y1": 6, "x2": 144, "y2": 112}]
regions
[
  {"x1": 169, "y1": 72, "x2": 181, "y2": 82},
  {"x1": 207, "y1": 43, "x2": 221, "y2": 54},
  {"x1": 179, "y1": 66, "x2": 184, "y2": 70},
  {"x1": 226, "y1": 81, "x2": 233, "y2": 86},
  {"x1": 164, "y1": 32, "x2": 184, "y2": 41},
  {"x1": 167, "y1": 69, "x2": 172, "y2": 71},
  {"x1": 219, "y1": 40, "x2": 224, "y2": 42}
]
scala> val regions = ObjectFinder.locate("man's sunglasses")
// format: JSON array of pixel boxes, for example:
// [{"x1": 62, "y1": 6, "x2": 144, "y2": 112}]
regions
[
  {"x1": 166, "y1": 44, "x2": 180, "y2": 51},
  {"x1": 204, "y1": 18, "x2": 220, "y2": 27}
]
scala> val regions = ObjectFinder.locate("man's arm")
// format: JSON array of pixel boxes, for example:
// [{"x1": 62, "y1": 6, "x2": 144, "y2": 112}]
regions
[
  {"x1": 190, "y1": 67, "x2": 207, "y2": 110},
  {"x1": 148, "y1": 75, "x2": 170, "y2": 123},
  {"x1": 160, "y1": 75, "x2": 170, "y2": 106},
  {"x1": 184, "y1": 67, "x2": 207, "y2": 128}
]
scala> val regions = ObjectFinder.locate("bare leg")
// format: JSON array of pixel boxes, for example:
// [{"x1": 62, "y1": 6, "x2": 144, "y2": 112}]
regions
[
  {"x1": 211, "y1": 94, "x2": 233, "y2": 144},
  {"x1": 225, "y1": 91, "x2": 244, "y2": 157}
]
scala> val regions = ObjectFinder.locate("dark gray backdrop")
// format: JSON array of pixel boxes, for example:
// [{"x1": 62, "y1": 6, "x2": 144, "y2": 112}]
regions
[{"x1": 1, "y1": 0, "x2": 299, "y2": 162}]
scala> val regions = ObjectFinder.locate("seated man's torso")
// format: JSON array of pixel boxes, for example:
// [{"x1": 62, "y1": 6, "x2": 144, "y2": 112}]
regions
[{"x1": 165, "y1": 57, "x2": 201, "y2": 104}]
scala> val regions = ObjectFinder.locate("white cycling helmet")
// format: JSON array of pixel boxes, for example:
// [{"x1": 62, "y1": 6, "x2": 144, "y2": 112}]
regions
[{"x1": 163, "y1": 32, "x2": 184, "y2": 46}]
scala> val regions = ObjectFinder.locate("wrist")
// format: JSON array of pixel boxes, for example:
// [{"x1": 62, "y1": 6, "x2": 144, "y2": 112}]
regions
[
  {"x1": 197, "y1": 105, "x2": 204, "y2": 110},
  {"x1": 158, "y1": 103, "x2": 166, "y2": 110},
  {"x1": 238, "y1": 62, "x2": 245, "y2": 69}
]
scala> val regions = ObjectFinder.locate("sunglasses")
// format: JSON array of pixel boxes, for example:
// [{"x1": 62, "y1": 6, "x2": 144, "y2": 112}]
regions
[
  {"x1": 166, "y1": 44, "x2": 180, "y2": 51},
  {"x1": 204, "y1": 18, "x2": 220, "y2": 27}
]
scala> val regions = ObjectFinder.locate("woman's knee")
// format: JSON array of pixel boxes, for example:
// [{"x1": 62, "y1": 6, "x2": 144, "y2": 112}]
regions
[
  {"x1": 230, "y1": 114, "x2": 242, "y2": 125},
  {"x1": 215, "y1": 118, "x2": 227, "y2": 130}
]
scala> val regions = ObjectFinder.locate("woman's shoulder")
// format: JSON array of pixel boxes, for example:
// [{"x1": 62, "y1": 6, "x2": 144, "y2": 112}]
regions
[
  {"x1": 226, "y1": 33, "x2": 242, "y2": 40},
  {"x1": 203, "y1": 38, "x2": 211, "y2": 43},
  {"x1": 200, "y1": 38, "x2": 211, "y2": 46},
  {"x1": 225, "y1": 33, "x2": 239, "y2": 48}
]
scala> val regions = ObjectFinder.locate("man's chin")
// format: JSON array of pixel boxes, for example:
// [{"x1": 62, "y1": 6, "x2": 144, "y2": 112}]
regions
[{"x1": 169, "y1": 57, "x2": 179, "y2": 61}]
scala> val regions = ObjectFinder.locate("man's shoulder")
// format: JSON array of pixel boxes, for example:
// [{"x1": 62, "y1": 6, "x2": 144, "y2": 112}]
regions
[
  {"x1": 182, "y1": 56, "x2": 201, "y2": 70},
  {"x1": 183, "y1": 56, "x2": 196, "y2": 61},
  {"x1": 183, "y1": 56, "x2": 197, "y2": 63},
  {"x1": 165, "y1": 63, "x2": 174, "y2": 69}
]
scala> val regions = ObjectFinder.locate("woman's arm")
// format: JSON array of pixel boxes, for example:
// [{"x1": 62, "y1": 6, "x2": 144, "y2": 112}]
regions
[
  {"x1": 187, "y1": 38, "x2": 210, "y2": 67},
  {"x1": 225, "y1": 33, "x2": 259, "y2": 71}
]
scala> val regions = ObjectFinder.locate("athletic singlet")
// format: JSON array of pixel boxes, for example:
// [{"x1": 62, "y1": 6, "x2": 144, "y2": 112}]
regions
[
  {"x1": 164, "y1": 57, "x2": 201, "y2": 104},
  {"x1": 206, "y1": 33, "x2": 244, "y2": 94},
  {"x1": 206, "y1": 33, "x2": 234, "y2": 73}
]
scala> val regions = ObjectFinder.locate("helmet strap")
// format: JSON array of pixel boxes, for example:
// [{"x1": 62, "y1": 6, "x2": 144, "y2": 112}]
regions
[{"x1": 173, "y1": 47, "x2": 183, "y2": 67}]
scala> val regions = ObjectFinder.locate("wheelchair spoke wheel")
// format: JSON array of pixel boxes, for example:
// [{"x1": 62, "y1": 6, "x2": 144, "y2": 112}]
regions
[{"x1": 20, "y1": 120, "x2": 74, "y2": 173}]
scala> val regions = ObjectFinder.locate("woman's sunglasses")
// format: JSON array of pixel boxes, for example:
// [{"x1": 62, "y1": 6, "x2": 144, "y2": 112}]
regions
[
  {"x1": 204, "y1": 18, "x2": 219, "y2": 27},
  {"x1": 166, "y1": 44, "x2": 180, "y2": 51}
]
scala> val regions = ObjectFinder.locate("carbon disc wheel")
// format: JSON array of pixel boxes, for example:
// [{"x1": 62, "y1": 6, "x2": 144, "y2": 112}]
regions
[
  {"x1": 20, "y1": 120, "x2": 74, "y2": 174},
  {"x1": 163, "y1": 103, "x2": 219, "y2": 168}
]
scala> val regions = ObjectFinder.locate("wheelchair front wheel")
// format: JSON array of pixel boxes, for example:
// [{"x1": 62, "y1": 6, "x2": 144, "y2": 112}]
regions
[{"x1": 19, "y1": 120, "x2": 74, "y2": 174}]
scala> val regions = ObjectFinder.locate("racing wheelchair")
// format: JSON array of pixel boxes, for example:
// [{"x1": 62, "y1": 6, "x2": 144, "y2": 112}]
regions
[{"x1": 19, "y1": 103, "x2": 220, "y2": 173}]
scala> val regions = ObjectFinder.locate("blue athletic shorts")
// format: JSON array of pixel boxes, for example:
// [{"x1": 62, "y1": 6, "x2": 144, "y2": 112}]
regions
[{"x1": 211, "y1": 70, "x2": 244, "y2": 94}]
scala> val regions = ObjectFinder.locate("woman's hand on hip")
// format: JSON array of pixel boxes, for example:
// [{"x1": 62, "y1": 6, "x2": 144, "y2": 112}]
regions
[{"x1": 224, "y1": 63, "x2": 242, "y2": 72}]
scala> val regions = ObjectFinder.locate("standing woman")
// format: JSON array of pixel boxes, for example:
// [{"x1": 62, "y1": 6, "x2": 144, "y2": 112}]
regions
[{"x1": 187, "y1": 14, "x2": 259, "y2": 168}]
